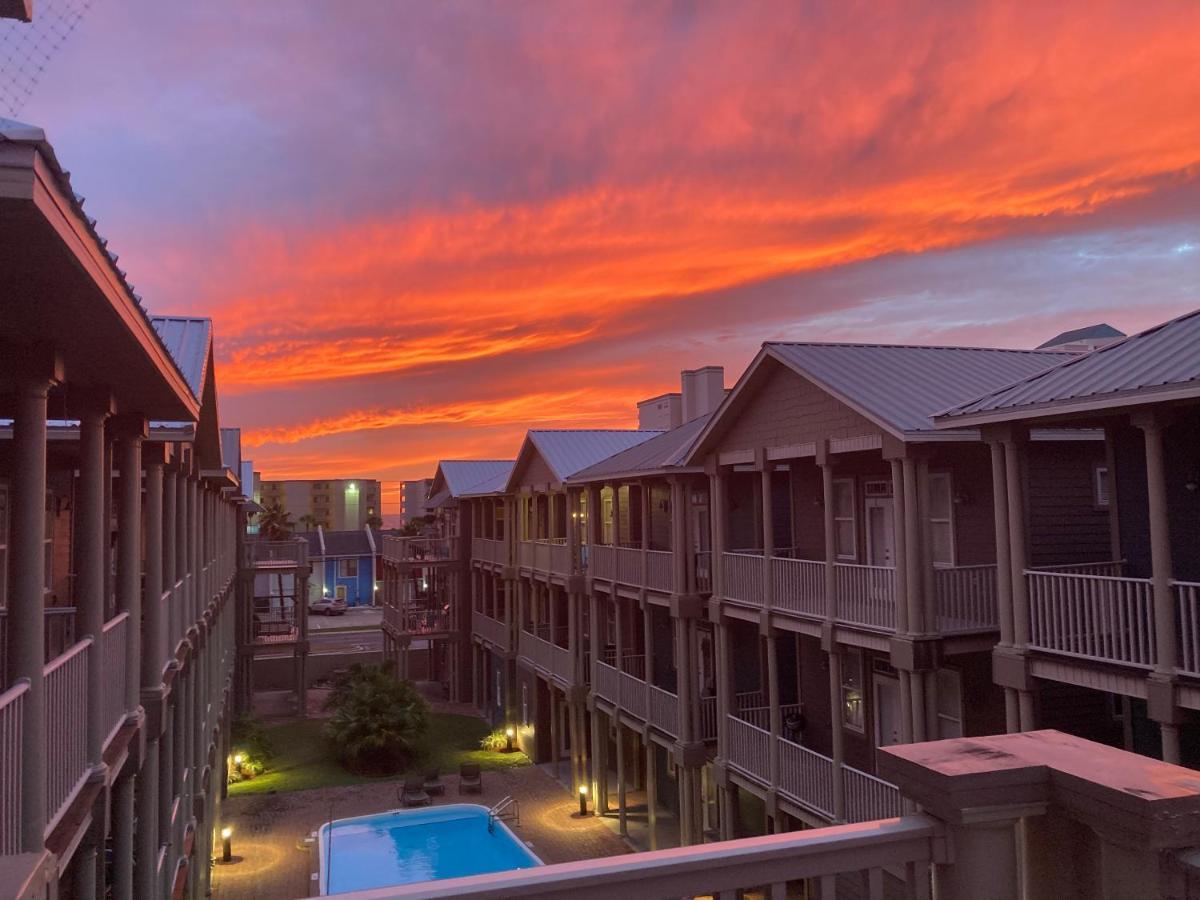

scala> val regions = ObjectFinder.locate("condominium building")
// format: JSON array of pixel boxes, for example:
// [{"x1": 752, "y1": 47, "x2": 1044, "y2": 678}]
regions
[
  {"x1": 380, "y1": 323, "x2": 1200, "y2": 856},
  {"x1": 401, "y1": 477, "x2": 435, "y2": 525},
  {"x1": 259, "y1": 477, "x2": 381, "y2": 531}
]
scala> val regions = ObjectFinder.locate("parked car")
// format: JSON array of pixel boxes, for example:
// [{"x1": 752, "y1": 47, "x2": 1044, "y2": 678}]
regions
[{"x1": 309, "y1": 596, "x2": 348, "y2": 616}]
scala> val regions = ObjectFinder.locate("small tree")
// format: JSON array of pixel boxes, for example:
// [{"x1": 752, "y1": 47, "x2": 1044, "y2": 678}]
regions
[
  {"x1": 324, "y1": 664, "x2": 429, "y2": 775},
  {"x1": 298, "y1": 513, "x2": 319, "y2": 533},
  {"x1": 257, "y1": 503, "x2": 294, "y2": 540}
]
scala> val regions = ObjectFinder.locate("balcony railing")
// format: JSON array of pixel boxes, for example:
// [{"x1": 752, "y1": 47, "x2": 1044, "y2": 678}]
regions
[
  {"x1": 935, "y1": 564, "x2": 999, "y2": 633},
  {"x1": 723, "y1": 550, "x2": 764, "y2": 605},
  {"x1": 243, "y1": 537, "x2": 309, "y2": 569},
  {"x1": 470, "y1": 537, "x2": 505, "y2": 565},
  {"x1": 0, "y1": 605, "x2": 77, "y2": 675},
  {"x1": 382, "y1": 535, "x2": 456, "y2": 564},
  {"x1": 101, "y1": 612, "x2": 130, "y2": 745},
  {"x1": 519, "y1": 628, "x2": 574, "y2": 683},
  {"x1": 772, "y1": 556, "x2": 824, "y2": 617},
  {"x1": 833, "y1": 563, "x2": 896, "y2": 630},
  {"x1": 386, "y1": 604, "x2": 452, "y2": 635},
  {"x1": 0, "y1": 679, "x2": 27, "y2": 855},
  {"x1": 472, "y1": 610, "x2": 510, "y2": 652},
  {"x1": 517, "y1": 539, "x2": 571, "y2": 575},
  {"x1": 727, "y1": 715, "x2": 901, "y2": 824},
  {"x1": 44, "y1": 638, "x2": 90, "y2": 832},
  {"x1": 1026, "y1": 569, "x2": 1155, "y2": 668},
  {"x1": 251, "y1": 599, "x2": 297, "y2": 644},
  {"x1": 1177, "y1": 580, "x2": 1200, "y2": 678}
]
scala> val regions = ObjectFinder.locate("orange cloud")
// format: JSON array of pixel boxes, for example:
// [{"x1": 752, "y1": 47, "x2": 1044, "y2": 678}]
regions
[{"x1": 242, "y1": 388, "x2": 638, "y2": 447}]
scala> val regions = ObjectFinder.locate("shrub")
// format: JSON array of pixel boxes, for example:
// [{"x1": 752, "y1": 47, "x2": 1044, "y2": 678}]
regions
[
  {"x1": 324, "y1": 664, "x2": 430, "y2": 775},
  {"x1": 480, "y1": 730, "x2": 509, "y2": 752}
]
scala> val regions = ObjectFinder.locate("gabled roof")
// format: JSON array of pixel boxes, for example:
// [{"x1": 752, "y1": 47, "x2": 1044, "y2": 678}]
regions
[
  {"x1": 432, "y1": 460, "x2": 514, "y2": 500},
  {"x1": 569, "y1": 413, "x2": 712, "y2": 482},
  {"x1": 937, "y1": 308, "x2": 1200, "y2": 426},
  {"x1": 152, "y1": 317, "x2": 211, "y2": 398},
  {"x1": 150, "y1": 315, "x2": 223, "y2": 468},
  {"x1": 504, "y1": 429, "x2": 662, "y2": 492},
  {"x1": 307, "y1": 527, "x2": 378, "y2": 559},
  {"x1": 1036, "y1": 323, "x2": 1125, "y2": 349},
  {"x1": 686, "y1": 342, "x2": 1070, "y2": 461}
]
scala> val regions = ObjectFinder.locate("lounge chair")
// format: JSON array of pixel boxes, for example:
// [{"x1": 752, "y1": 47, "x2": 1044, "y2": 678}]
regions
[
  {"x1": 458, "y1": 763, "x2": 482, "y2": 794},
  {"x1": 399, "y1": 774, "x2": 432, "y2": 807},
  {"x1": 423, "y1": 769, "x2": 445, "y2": 796}
]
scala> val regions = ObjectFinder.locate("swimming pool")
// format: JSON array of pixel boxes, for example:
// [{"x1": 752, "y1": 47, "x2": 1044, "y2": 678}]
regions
[{"x1": 317, "y1": 804, "x2": 542, "y2": 894}]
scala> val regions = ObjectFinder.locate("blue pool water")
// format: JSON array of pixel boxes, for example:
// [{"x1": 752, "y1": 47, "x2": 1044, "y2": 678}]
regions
[{"x1": 318, "y1": 804, "x2": 542, "y2": 894}]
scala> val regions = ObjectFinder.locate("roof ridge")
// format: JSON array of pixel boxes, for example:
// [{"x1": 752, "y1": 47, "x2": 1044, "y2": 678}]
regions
[
  {"x1": 529, "y1": 428, "x2": 665, "y2": 434},
  {"x1": 939, "y1": 306, "x2": 1200, "y2": 417},
  {"x1": 765, "y1": 340, "x2": 1070, "y2": 355}
]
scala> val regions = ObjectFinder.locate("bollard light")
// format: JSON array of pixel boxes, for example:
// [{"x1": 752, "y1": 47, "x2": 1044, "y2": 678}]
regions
[
  {"x1": 505, "y1": 727, "x2": 515, "y2": 753},
  {"x1": 577, "y1": 784, "x2": 589, "y2": 817},
  {"x1": 221, "y1": 826, "x2": 233, "y2": 863}
]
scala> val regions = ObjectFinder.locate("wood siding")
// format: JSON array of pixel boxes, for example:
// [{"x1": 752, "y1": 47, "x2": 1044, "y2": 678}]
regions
[
  {"x1": 712, "y1": 358, "x2": 879, "y2": 456},
  {"x1": 1026, "y1": 441, "x2": 1111, "y2": 568}
]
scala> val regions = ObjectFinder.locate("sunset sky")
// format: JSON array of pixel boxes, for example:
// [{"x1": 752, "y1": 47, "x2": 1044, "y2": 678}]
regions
[{"x1": 13, "y1": 1, "x2": 1200, "y2": 515}]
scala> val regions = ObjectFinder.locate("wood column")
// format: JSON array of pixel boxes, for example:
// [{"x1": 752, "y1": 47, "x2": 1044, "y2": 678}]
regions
[
  {"x1": 1003, "y1": 435, "x2": 1035, "y2": 730},
  {"x1": 78, "y1": 403, "x2": 110, "y2": 771},
  {"x1": 9, "y1": 374, "x2": 53, "y2": 852}
]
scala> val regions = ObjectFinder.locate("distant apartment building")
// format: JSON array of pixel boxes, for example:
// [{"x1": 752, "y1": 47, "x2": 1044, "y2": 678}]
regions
[
  {"x1": 259, "y1": 477, "x2": 381, "y2": 530},
  {"x1": 401, "y1": 477, "x2": 435, "y2": 525}
]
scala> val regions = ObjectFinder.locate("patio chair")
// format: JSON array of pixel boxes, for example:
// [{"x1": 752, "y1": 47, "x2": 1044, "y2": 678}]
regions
[
  {"x1": 423, "y1": 769, "x2": 445, "y2": 796},
  {"x1": 399, "y1": 774, "x2": 432, "y2": 807},
  {"x1": 458, "y1": 763, "x2": 483, "y2": 794}
]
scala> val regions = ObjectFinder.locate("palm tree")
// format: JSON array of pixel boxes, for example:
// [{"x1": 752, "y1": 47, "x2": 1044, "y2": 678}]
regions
[
  {"x1": 298, "y1": 513, "x2": 319, "y2": 533},
  {"x1": 324, "y1": 664, "x2": 429, "y2": 775},
  {"x1": 365, "y1": 514, "x2": 383, "y2": 531},
  {"x1": 257, "y1": 503, "x2": 294, "y2": 540}
]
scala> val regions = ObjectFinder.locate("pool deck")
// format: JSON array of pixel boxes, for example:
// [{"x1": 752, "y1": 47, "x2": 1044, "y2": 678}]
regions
[{"x1": 211, "y1": 763, "x2": 631, "y2": 899}]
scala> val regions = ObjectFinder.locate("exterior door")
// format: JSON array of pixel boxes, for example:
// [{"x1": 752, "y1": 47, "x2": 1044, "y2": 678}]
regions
[
  {"x1": 874, "y1": 674, "x2": 902, "y2": 748},
  {"x1": 865, "y1": 498, "x2": 895, "y2": 567}
]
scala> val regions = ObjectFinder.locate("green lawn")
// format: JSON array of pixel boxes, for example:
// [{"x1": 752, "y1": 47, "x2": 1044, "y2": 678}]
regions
[{"x1": 228, "y1": 712, "x2": 528, "y2": 796}]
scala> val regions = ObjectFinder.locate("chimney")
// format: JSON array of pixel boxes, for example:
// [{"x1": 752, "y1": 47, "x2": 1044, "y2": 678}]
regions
[
  {"x1": 681, "y1": 366, "x2": 725, "y2": 423},
  {"x1": 638, "y1": 393, "x2": 682, "y2": 430}
]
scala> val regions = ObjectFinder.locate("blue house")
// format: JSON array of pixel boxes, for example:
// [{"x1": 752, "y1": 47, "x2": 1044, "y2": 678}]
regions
[{"x1": 306, "y1": 526, "x2": 379, "y2": 607}]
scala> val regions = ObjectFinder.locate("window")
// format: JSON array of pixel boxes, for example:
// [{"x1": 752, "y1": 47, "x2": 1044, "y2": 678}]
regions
[
  {"x1": 936, "y1": 669, "x2": 963, "y2": 738},
  {"x1": 338, "y1": 558, "x2": 358, "y2": 578},
  {"x1": 832, "y1": 479, "x2": 856, "y2": 560},
  {"x1": 1094, "y1": 466, "x2": 1110, "y2": 508},
  {"x1": 928, "y1": 473, "x2": 955, "y2": 567},
  {"x1": 521, "y1": 684, "x2": 529, "y2": 727},
  {"x1": 842, "y1": 648, "x2": 865, "y2": 732},
  {"x1": 495, "y1": 669, "x2": 502, "y2": 709}
]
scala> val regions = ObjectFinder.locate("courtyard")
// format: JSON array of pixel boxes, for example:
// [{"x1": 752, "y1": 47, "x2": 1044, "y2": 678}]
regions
[{"x1": 212, "y1": 694, "x2": 631, "y2": 898}]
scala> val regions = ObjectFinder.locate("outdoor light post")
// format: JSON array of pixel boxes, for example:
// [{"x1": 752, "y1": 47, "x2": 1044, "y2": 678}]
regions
[
  {"x1": 578, "y1": 784, "x2": 589, "y2": 816},
  {"x1": 221, "y1": 827, "x2": 233, "y2": 863},
  {"x1": 505, "y1": 726, "x2": 515, "y2": 753}
]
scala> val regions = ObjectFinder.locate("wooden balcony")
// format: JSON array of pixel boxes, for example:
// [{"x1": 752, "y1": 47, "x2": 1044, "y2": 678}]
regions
[
  {"x1": 243, "y1": 537, "x2": 309, "y2": 569},
  {"x1": 381, "y1": 535, "x2": 457, "y2": 565},
  {"x1": 593, "y1": 658, "x2": 681, "y2": 736},
  {"x1": 586, "y1": 544, "x2": 677, "y2": 593},
  {"x1": 518, "y1": 626, "x2": 575, "y2": 684},
  {"x1": 470, "y1": 537, "x2": 506, "y2": 565},
  {"x1": 517, "y1": 539, "x2": 572, "y2": 576},
  {"x1": 384, "y1": 603, "x2": 452, "y2": 636},
  {"x1": 722, "y1": 552, "x2": 1000, "y2": 635},
  {"x1": 726, "y1": 714, "x2": 901, "y2": 824},
  {"x1": 471, "y1": 610, "x2": 510, "y2": 652}
]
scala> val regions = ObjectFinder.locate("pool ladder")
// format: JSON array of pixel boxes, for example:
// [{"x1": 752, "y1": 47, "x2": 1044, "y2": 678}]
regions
[{"x1": 487, "y1": 796, "x2": 519, "y2": 832}]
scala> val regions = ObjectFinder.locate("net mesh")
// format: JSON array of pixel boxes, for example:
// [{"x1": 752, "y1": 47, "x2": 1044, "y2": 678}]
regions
[{"x1": 0, "y1": 0, "x2": 93, "y2": 119}]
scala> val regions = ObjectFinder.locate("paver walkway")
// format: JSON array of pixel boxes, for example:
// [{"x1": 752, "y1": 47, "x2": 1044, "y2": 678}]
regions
[{"x1": 211, "y1": 764, "x2": 630, "y2": 899}]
